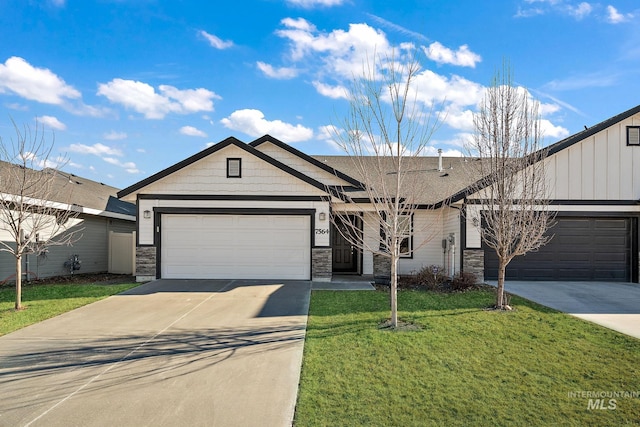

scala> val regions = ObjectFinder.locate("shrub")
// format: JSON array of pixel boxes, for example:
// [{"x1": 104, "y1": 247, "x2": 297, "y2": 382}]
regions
[
  {"x1": 416, "y1": 265, "x2": 449, "y2": 290},
  {"x1": 451, "y1": 271, "x2": 478, "y2": 291}
]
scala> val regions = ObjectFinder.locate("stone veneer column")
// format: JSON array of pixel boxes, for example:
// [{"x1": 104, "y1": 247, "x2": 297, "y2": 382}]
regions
[
  {"x1": 463, "y1": 249, "x2": 484, "y2": 284},
  {"x1": 373, "y1": 253, "x2": 391, "y2": 285},
  {"x1": 135, "y1": 247, "x2": 157, "y2": 282},
  {"x1": 312, "y1": 248, "x2": 332, "y2": 281}
]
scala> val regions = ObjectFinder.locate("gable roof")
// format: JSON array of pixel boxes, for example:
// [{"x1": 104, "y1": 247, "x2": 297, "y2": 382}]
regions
[
  {"x1": 545, "y1": 104, "x2": 640, "y2": 156},
  {"x1": 0, "y1": 160, "x2": 135, "y2": 218},
  {"x1": 447, "y1": 103, "x2": 640, "y2": 204},
  {"x1": 250, "y1": 135, "x2": 365, "y2": 189},
  {"x1": 117, "y1": 136, "x2": 334, "y2": 198},
  {"x1": 315, "y1": 155, "x2": 479, "y2": 206}
]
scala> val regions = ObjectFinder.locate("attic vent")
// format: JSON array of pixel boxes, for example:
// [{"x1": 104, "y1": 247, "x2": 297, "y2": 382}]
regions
[
  {"x1": 227, "y1": 158, "x2": 241, "y2": 178},
  {"x1": 627, "y1": 126, "x2": 640, "y2": 146}
]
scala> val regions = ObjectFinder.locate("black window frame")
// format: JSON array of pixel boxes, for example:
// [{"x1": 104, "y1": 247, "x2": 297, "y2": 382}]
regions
[
  {"x1": 627, "y1": 126, "x2": 640, "y2": 146},
  {"x1": 226, "y1": 158, "x2": 242, "y2": 178}
]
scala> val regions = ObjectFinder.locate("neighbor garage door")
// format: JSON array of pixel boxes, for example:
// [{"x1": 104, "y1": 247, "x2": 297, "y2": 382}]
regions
[
  {"x1": 484, "y1": 217, "x2": 632, "y2": 281},
  {"x1": 161, "y1": 214, "x2": 310, "y2": 280}
]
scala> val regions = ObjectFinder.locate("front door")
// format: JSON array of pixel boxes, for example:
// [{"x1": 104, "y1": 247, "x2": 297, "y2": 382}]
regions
[{"x1": 332, "y1": 217, "x2": 358, "y2": 273}]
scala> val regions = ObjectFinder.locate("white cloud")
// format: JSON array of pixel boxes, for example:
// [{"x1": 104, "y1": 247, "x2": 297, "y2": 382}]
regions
[
  {"x1": 539, "y1": 102, "x2": 561, "y2": 116},
  {"x1": 539, "y1": 119, "x2": 570, "y2": 139},
  {"x1": 442, "y1": 109, "x2": 475, "y2": 131},
  {"x1": 366, "y1": 14, "x2": 430, "y2": 43},
  {"x1": 179, "y1": 125, "x2": 207, "y2": 137},
  {"x1": 0, "y1": 56, "x2": 80, "y2": 105},
  {"x1": 516, "y1": 0, "x2": 595, "y2": 20},
  {"x1": 103, "y1": 130, "x2": 127, "y2": 140},
  {"x1": 68, "y1": 143, "x2": 123, "y2": 157},
  {"x1": 285, "y1": 0, "x2": 345, "y2": 7},
  {"x1": 567, "y1": 2, "x2": 592, "y2": 19},
  {"x1": 312, "y1": 81, "x2": 348, "y2": 99},
  {"x1": 103, "y1": 157, "x2": 139, "y2": 174},
  {"x1": 410, "y1": 70, "x2": 485, "y2": 110},
  {"x1": 606, "y1": 5, "x2": 632, "y2": 23},
  {"x1": 256, "y1": 62, "x2": 300, "y2": 79},
  {"x1": 199, "y1": 30, "x2": 233, "y2": 49},
  {"x1": 38, "y1": 115, "x2": 66, "y2": 131},
  {"x1": 220, "y1": 109, "x2": 314, "y2": 142},
  {"x1": 97, "y1": 79, "x2": 219, "y2": 119},
  {"x1": 423, "y1": 146, "x2": 464, "y2": 157},
  {"x1": 276, "y1": 18, "x2": 391, "y2": 77},
  {"x1": 424, "y1": 42, "x2": 481, "y2": 68}
]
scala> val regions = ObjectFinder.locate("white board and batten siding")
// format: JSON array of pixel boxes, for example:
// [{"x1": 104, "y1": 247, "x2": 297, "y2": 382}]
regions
[
  {"x1": 545, "y1": 115, "x2": 640, "y2": 200},
  {"x1": 161, "y1": 214, "x2": 311, "y2": 280}
]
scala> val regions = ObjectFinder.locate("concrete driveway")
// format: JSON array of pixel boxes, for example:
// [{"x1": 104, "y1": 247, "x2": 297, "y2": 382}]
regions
[
  {"x1": 495, "y1": 281, "x2": 640, "y2": 339},
  {"x1": 0, "y1": 279, "x2": 311, "y2": 427}
]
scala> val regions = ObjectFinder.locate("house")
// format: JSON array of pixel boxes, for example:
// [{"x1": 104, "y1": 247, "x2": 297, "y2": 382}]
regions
[
  {"x1": 0, "y1": 164, "x2": 136, "y2": 282},
  {"x1": 117, "y1": 105, "x2": 640, "y2": 284}
]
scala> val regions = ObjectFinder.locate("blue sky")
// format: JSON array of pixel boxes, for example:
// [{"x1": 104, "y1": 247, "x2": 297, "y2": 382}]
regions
[{"x1": 0, "y1": 0, "x2": 638, "y2": 189}]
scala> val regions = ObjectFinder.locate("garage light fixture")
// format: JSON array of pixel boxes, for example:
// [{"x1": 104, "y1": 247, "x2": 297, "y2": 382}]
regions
[
  {"x1": 143, "y1": 210, "x2": 151, "y2": 219},
  {"x1": 319, "y1": 212, "x2": 326, "y2": 221}
]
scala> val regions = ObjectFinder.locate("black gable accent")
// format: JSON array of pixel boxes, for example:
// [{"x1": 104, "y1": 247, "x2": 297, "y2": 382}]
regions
[
  {"x1": 250, "y1": 134, "x2": 365, "y2": 189},
  {"x1": 117, "y1": 136, "x2": 334, "y2": 198}
]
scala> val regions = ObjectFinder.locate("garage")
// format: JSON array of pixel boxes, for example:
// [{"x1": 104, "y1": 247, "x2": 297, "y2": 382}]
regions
[
  {"x1": 484, "y1": 217, "x2": 635, "y2": 282},
  {"x1": 160, "y1": 214, "x2": 311, "y2": 280}
]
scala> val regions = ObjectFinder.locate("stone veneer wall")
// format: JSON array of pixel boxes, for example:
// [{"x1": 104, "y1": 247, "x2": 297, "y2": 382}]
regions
[
  {"x1": 136, "y1": 247, "x2": 157, "y2": 282},
  {"x1": 312, "y1": 247, "x2": 332, "y2": 281},
  {"x1": 373, "y1": 253, "x2": 391, "y2": 285},
  {"x1": 463, "y1": 249, "x2": 484, "y2": 284}
]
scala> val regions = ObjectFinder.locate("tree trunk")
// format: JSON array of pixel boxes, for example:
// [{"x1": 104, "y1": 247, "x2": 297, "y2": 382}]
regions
[
  {"x1": 496, "y1": 259, "x2": 506, "y2": 309},
  {"x1": 15, "y1": 255, "x2": 22, "y2": 310},
  {"x1": 390, "y1": 253, "x2": 398, "y2": 328}
]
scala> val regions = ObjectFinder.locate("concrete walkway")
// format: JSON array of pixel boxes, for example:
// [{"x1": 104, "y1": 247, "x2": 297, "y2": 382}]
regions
[
  {"x1": 491, "y1": 281, "x2": 640, "y2": 339},
  {"x1": 0, "y1": 279, "x2": 311, "y2": 427}
]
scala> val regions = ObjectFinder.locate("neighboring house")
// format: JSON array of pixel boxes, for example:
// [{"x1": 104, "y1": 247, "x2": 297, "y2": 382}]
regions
[
  {"x1": 118, "y1": 105, "x2": 640, "y2": 284},
  {"x1": 0, "y1": 165, "x2": 136, "y2": 282}
]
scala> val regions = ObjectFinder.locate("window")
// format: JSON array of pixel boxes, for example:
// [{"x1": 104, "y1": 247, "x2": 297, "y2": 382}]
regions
[
  {"x1": 227, "y1": 158, "x2": 241, "y2": 178},
  {"x1": 379, "y1": 212, "x2": 413, "y2": 258},
  {"x1": 398, "y1": 214, "x2": 413, "y2": 258},
  {"x1": 627, "y1": 126, "x2": 640, "y2": 146}
]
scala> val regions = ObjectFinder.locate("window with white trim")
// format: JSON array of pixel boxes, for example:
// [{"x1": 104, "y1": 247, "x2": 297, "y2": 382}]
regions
[{"x1": 398, "y1": 214, "x2": 413, "y2": 258}]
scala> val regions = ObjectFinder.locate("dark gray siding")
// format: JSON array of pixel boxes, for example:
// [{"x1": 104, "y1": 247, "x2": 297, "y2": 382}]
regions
[{"x1": 0, "y1": 214, "x2": 134, "y2": 282}]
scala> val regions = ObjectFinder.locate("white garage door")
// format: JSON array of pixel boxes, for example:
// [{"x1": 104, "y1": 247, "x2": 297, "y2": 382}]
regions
[{"x1": 161, "y1": 214, "x2": 310, "y2": 280}]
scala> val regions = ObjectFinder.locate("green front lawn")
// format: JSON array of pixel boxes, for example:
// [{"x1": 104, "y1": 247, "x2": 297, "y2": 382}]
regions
[
  {"x1": 0, "y1": 280, "x2": 138, "y2": 336},
  {"x1": 295, "y1": 290, "x2": 640, "y2": 426}
]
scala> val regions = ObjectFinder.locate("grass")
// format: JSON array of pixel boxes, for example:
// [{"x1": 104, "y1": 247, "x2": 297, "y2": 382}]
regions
[
  {"x1": 295, "y1": 289, "x2": 640, "y2": 426},
  {"x1": 0, "y1": 278, "x2": 138, "y2": 336}
]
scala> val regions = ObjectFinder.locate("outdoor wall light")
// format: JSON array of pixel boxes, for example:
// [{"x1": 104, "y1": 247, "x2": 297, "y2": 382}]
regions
[
  {"x1": 143, "y1": 210, "x2": 151, "y2": 219},
  {"x1": 319, "y1": 212, "x2": 326, "y2": 221}
]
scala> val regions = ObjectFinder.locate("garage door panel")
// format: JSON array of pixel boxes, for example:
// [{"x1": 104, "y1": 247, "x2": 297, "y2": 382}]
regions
[
  {"x1": 485, "y1": 217, "x2": 632, "y2": 281},
  {"x1": 161, "y1": 214, "x2": 310, "y2": 280}
]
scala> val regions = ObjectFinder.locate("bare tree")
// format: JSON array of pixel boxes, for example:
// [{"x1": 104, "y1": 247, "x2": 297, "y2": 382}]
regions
[
  {"x1": 0, "y1": 121, "x2": 80, "y2": 310},
  {"x1": 330, "y1": 52, "x2": 444, "y2": 328},
  {"x1": 465, "y1": 65, "x2": 554, "y2": 309}
]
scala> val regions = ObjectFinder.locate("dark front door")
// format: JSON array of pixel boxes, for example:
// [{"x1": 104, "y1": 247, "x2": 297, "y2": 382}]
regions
[{"x1": 332, "y1": 217, "x2": 358, "y2": 273}]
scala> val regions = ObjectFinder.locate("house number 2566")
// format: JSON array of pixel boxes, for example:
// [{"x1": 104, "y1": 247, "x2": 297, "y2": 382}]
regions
[{"x1": 315, "y1": 229, "x2": 329, "y2": 235}]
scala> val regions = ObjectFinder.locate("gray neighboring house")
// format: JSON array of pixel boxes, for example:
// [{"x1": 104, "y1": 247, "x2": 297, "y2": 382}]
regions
[
  {"x1": 0, "y1": 164, "x2": 136, "y2": 282},
  {"x1": 118, "y1": 104, "x2": 640, "y2": 284}
]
